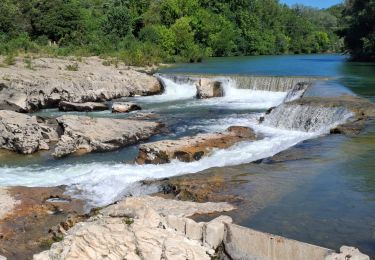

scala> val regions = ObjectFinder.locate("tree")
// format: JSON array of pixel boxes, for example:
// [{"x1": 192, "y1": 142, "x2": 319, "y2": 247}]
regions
[
  {"x1": 102, "y1": 0, "x2": 133, "y2": 38},
  {"x1": 0, "y1": 0, "x2": 19, "y2": 35},
  {"x1": 340, "y1": 0, "x2": 375, "y2": 61},
  {"x1": 31, "y1": 0, "x2": 83, "y2": 43}
]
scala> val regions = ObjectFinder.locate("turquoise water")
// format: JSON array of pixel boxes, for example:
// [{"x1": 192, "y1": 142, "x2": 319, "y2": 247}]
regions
[
  {"x1": 162, "y1": 54, "x2": 375, "y2": 256},
  {"x1": 1, "y1": 54, "x2": 374, "y2": 256}
]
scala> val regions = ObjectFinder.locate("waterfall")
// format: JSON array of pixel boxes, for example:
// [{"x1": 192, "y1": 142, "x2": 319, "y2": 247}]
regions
[
  {"x1": 261, "y1": 103, "x2": 354, "y2": 133},
  {"x1": 157, "y1": 73, "x2": 322, "y2": 93},
  {"x1": 144, "y1": 74, "x2": 197, "y2": 102}
]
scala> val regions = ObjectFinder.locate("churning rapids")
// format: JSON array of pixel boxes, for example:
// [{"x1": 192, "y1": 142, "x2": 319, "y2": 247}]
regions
[{"x1": 0, "y1": 75, "x2": 354, "y2": 207}]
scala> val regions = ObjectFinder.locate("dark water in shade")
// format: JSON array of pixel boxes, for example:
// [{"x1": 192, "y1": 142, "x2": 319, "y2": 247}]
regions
[{"x1": 162, "y1": 54, "x2": 375, "y2": 256}]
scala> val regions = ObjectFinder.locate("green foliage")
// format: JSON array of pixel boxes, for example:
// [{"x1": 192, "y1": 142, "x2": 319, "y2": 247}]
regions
[
  {"x1": 65, "y1": 63, "x2": 79, "y2": 71},
  {"x1": 4, "y1": 53, "x2": 16, "y2": 66},
  {"x1": 102, "y1": 1, "x2": 132, "y2": 38},
  {"x1": 340, "y1": 0, "x2": 375, "y2": 61},
  {"x1": 31, "y1": 0, "x2": 83, "y2": 43},
  {"x1": 0, "y1": 0, "x2": 344, "y2": 65}
]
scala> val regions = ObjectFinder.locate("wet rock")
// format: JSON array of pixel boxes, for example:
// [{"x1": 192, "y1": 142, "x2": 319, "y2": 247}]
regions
[
  {"x1": 136, "y1": 126, "x2": 256, "y2": 164},
  {"x1": 0, "y1": 110, "x2": 55, "y2": 154},
  {"x1": 58, "y1": 101, "x2": 108, "y2": 112},
  {"x1": 33, "y1": 196, "x2": 235, "y2": 260},
  {"x1": 262, "y1": 95, "x2": 375, "y2": 135},
  {"x1": 325, "y1": 246, "x2": 370, "y2": 260},
  {"x1": 283, "y1": 82, "x2": 311, "y2": 102},
  {"x1": 53, "y1": 115, "x2": 162, "y2": 157},
  {"x1": 0, "y1": 57, "x2": 162, "y2": 113},
  {"x1": 0, "y1": 186, "x2": 86, "y2": 260},
  {"x1": 196, "y1": 78, "x2": 224, "y2": 99},
  {"x1": 111, "y1": 102, "x2": 141, "y2": 113}
]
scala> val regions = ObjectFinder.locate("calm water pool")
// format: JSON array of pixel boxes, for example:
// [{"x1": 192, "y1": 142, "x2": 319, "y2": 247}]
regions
[{"x1": 161, "y1": 54, "x2": 375, "y2": 256}]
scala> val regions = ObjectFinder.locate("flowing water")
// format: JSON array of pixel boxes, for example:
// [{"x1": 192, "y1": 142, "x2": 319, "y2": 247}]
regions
[{"x1": 1, "y1": 54, "x2": 375, "y2": 256}]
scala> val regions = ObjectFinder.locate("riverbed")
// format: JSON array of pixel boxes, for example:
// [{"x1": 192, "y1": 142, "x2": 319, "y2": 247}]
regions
[{"x1": 1, "y1": 54, "x2": 374, "y2": 256}]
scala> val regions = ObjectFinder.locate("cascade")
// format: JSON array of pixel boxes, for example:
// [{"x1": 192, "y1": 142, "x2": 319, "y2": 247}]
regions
[{"x1": 262, "y1": 103, "x2": 354, "y2": 133}]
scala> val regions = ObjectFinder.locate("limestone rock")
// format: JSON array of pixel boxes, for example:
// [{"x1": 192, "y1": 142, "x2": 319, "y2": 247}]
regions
[
  {"x1": 185, "y1": 218, "x2": 204, "y2": 241},
  {"x1": 0, "y1": 57, "x2": 162, "y2": 112},
  {"x1": 58, "y1": 101, "x2": 108, "y2": 112},
  {"x1": 135, "y1": 126, "x2": 256, "y2": 164},
  {"x1": 196, "y1": 78, "x2": 224, "y2": 99},
  {"x1": 0, "y1": 110, "x2": 54, "y2": 154},
  {"x1": 33, "y1": 196, "x2": 235, "y2": 260},
  {"x1": 53, "y1": 115, "x2": 162, "y2": 157},
  {"x1": 112, "y1": 102, "x2": 141, "y2": 113},
  {"x1": 204, "y1": 216, "x2": 232, "y2": 249},
  {"x1": 325, "y1": 246, "x2": 370, "y2": 260},
  {"x1": 100, "y1": 196, "x2": 235, "y2": 218}
]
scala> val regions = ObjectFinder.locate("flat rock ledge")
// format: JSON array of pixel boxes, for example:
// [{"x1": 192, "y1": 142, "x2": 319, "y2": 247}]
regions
[
  {"x1": 136, "y1": 126, "x2": 256, "y2": 164},
  {"x1": 0, "y1": 110, "x2": 57, "y2": 154},
  {"x1": 33, "y1": 196, "x2": 369, "y2": 260},
  {"x1": 196, "y1": 78, "x2": 224, "y2": 99},
  {"x1": 112, "y1": 102, "x2": 142, "y2": 113},
  {"x1": 0, "y1": 57, "x2": 162, "y2": 112},
  {"x1": 0, "y1": 110, "x2": 162, "y2": 156},
  {"x1": 58, "y1": 101, "x2": 108, "y2": 112},
  {"x1": 53, "y1": 115, "x2": 162, "y2": 158}
]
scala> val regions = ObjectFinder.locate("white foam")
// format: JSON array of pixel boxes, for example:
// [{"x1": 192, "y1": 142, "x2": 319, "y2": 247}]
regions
[
  {"x1": 133, "y1": 76, "x2": 197, "y2": 103},
  {"x1": 0, "y1": 115, "x2": 317, "y2": 207},
  {"x1": 0, "y1": 76, "x2": 346, "y2": 207},
  {"x1": 164, "y1": 78, "x2": 287, "y2": 110}
]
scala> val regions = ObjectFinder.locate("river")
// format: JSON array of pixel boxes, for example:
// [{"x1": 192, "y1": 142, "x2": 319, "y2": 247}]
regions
[{"x1": 1, "y1": 54, "x2": 374, "y2": 256}]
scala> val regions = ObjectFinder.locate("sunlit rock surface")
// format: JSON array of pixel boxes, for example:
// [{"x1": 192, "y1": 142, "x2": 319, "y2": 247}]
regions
[
  {"x1": 136, "y1": 126, "x2": 256, "y2": 164},
  {"x1": 53, "y1": 115, "x2": 162, "y2": 157},
  {"x1": 0, "y1": 57, "x2": 161, "y2": 112}
]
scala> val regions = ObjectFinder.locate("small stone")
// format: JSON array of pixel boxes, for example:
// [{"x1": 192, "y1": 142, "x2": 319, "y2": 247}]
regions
[
  {"x1": 58, "y1": 101, "x2": 108, "y2": 112},
  {"x1": 112, "y1": 102, "x2": 141, "y2": 113}
]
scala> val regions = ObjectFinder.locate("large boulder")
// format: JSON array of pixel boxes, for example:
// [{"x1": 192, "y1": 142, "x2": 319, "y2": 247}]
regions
[
  {"x1": 196, "y1": 78, "x2": 224, "y2": 99},
  {"x1": 0, "y1": 57, "x2": 162, "y2": 112},
  {"x1": 53, "y1": 115, "x2": 162, "y2": 157},
  {"x1": 0, "y1": 110, "x2": 56, "y2": 154},
  {"x1": 58, "y1": 101, "x2": 108, "y2": 112},
  {"x1": 135, "y1": 126, "x2": 256, "y2": 164},
  {"x1": 112, "y1": 102, "x2": 141, "y2": 113}
]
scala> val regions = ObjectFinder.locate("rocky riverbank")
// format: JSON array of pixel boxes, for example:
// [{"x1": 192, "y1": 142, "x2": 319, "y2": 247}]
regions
[
  {"x1": 0, "y1": 186, "x2": 370, "y2": 260},
  {"x1": 0, "y1": 57, "x2": 162, "y2": 113}
]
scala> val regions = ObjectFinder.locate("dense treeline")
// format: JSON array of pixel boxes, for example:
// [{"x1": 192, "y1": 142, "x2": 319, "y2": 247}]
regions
[
  {"x1": 0, "y1": 0, "x2": 343, "y2": 65},
  {"x1": 339, "y1": 0, "x2": 375, "y2": 61}
]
